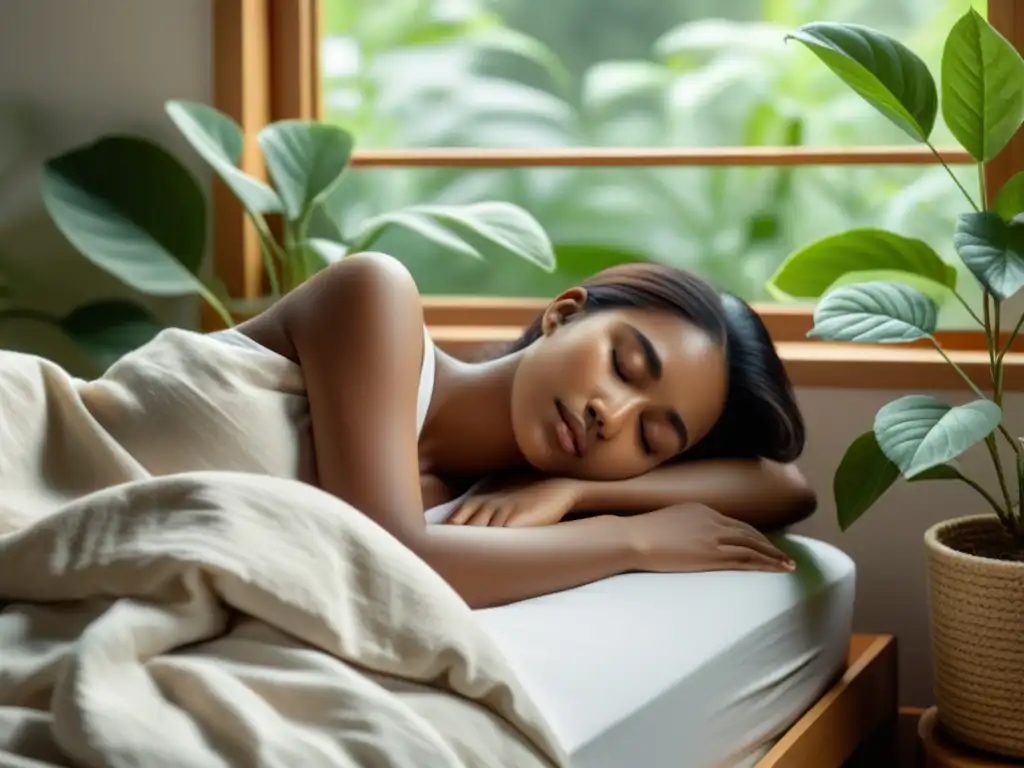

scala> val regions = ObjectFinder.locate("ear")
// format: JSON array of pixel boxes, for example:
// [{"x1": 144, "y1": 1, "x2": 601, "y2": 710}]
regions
[{"x1": 540, "y1": 286, "x2": 587, "y2": 336}]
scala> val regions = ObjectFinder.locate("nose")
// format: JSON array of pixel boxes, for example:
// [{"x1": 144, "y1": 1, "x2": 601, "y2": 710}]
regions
[{"x1": 587, "y1": 391, "x2": 643, "y2": 440}]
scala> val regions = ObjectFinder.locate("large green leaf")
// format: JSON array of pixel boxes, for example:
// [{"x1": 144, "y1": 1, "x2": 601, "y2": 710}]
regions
[
  {"x1": 354, "y1": 210, "x2": 484, "y2": 261},
  {"x1": 787, "y1": 23, "x2": 937, "y2": 141},
  {"x1": 41, "y1": 136, "x2": 207, "y2": 297},
  {"x1": 165, "y1": 101, "x2": 282, "y2": 215},
  {"x1": 420, "y1": 203, "x2": 555, "y2": 271},
  {"x1": 257, "y1": 121, "x2": 354, "y2": 224},
  {"x1": 941, "y1": 9, "x2": 1024, "y2": 163},
  {"x1": 874, "y1": 396, "x2": 1002, "y2": 478},
  {"x1": 953, "y1": 211, "x2": 1024, "y2": 300},
  {"x1": 362, "y1": 202, "x2": 556, "y2": 271},
  {"x1": 993, "y1": 171, "x2": 1024, "y2": 222},
  {"x1": 467, "y1": 27, "x2": 574, "y2": 96},
  {"x1": 824, "y1": 270, "x2": 953, "y2": 307},
  {"x1": 833, "y1": 431, "x2": 900, "y2": 532},
  {"x1": 809, "y1": 281, "x2": 938, "y2": 343},
  {"x1": 768, "y1": 229, "x2": 956, "y2": 299},
  {"x1": 60, "y1": 300, "x2": 162, "y2": 369}
]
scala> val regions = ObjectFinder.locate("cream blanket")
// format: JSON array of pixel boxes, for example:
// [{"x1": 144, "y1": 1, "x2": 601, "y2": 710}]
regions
[{"x1": 0, "y1": 330, "x2": 566, "y2": 768}]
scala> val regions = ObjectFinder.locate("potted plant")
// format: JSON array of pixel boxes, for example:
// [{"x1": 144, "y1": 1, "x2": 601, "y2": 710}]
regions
[
  {"x1": 37, "y1": 101, "x2": 556, "y2": 358},
  {"x1": 768, "y1": 9, "x2": 1024, "y2": 757}
]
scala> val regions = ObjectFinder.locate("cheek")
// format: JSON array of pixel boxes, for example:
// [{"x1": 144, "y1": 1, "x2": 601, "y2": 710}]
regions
[{"x1": 571, "y1": 445, "x2": 656, "y2": 482}]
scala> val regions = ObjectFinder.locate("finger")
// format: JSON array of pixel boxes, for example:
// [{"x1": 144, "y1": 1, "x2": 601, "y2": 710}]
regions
[
  {"x1": 491, "y1": 504, "x2": 518, "y2": 528},
  {"x1": 448, "y1": 500, "x2": 482, "y2": 525},
  {"x1": 717, "y1": 545, "x2": 795, "y2": 572},
  {"x1": 467, "y1": 503, "x2": 499, "y2": 527},
  {"x1": 719, "y1": 530, "x2": 791, "y2": 563}
]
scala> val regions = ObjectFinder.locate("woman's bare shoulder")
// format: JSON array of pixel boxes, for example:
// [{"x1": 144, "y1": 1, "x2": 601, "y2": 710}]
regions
[{"x1": 238, "y1": 253, "x2": 424, "y2": 360}]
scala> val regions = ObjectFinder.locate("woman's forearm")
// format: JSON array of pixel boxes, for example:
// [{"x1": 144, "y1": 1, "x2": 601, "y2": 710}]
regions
[
  {"x1": 412, "y1": 515, "x2": 637, "y2": 609},
  {"x1": 572, "y1": 459, "x2": 817, "y2": 529}
]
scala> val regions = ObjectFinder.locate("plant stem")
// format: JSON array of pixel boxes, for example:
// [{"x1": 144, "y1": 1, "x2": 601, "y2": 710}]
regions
[
  {"x1": 958, "y1": 468, "x2": 1011, "y2": 520},
  {"x1": 977, "y1": 161, "x2": 989, "y2": 210},
  {"x1": 998, "y1": 310, "x2": 1024, "y2": 360},
  {"x1": 196, "y1": 284, "x2": 234, "y2": 328},
  {"x1": 930, "y1": 340, "x2": 988, "y2": 399},
  {"x1": 928, "y1": 142, "x2": 980, "y2": 212},
  {"x1": 985, "y1": 435, "x2": 1015, "y2": 520},
  {"x1": 0, "y1": 307, "x2": 60, "y2": 326},
  {"x1": 954, "y1": 292, "x2": 985, "y2": 327},
  {"x1": 248, "y1": 213, "x2": 284, "y2": 296}
]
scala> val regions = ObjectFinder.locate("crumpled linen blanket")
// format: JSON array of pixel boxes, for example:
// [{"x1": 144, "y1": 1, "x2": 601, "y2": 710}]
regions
[{"x1": 0, "y1": 330, "x2": 566, "y2": 768}]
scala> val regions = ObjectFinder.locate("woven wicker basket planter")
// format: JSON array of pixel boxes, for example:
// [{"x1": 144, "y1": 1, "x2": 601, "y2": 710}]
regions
[{"x1": 925, "y1": 514, "x2": 1024, "y2": 758}]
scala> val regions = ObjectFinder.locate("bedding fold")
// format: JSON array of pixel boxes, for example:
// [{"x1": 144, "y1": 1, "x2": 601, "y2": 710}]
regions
[{"x1": 0, "y1": 331, "x2": 566, "y2": 768}]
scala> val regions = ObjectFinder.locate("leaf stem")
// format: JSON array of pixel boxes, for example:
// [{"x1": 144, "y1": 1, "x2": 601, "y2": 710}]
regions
[
  {"x1": 977, "y1": 162, "x2": 989, "y2": 210},
  {"x1": 954, "y1": 291, "x2": 985, "y2": 327},
  {"x1": 985, "y1": 434, "x2": 1014, "y2": 519},
  {"x1": 956, "y1": 467, "x2": 1011, "y2": 520},
  {"x1": 195, "y1": 284, "x2": 234, "y2": 329},
  {"x1": 927, "y1": 141, "x2": 980, "y2": 212},
  {"x1": 998, "y1": 310, "x2": 1024, "y2": 360},
  {"x1": 930, "y1": 339, "x2": 988, "y2": 399},
  {"x1": 248, "y1": 213, "x2": 284, "y2": 297}
]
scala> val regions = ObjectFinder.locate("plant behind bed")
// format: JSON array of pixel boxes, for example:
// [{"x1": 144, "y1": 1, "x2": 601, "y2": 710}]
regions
[
  {"x1": 37, "y1": 102, "x2": 556, "y2": 349},
  {"x1": 765, "y1": 9, "x2": 1024, "y2": 551}
]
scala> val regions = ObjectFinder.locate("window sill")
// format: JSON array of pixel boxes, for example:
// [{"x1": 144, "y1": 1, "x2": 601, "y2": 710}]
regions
[{"x1": 428, "y1": 324, "x2": 1024, "y2": 391}]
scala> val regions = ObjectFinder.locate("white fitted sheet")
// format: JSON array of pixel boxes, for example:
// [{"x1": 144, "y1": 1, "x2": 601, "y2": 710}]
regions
[{"x1": 473, "y1": 535, "x2": 855, "y2": 768}]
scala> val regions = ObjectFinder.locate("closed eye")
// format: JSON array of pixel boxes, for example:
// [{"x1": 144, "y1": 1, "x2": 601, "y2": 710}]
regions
[
  {"x1": 639, "y1": 419, "x2": 652, "y2": 455},
  {"x1": 611, "y1": 348, "x2": 627, "y2": 381}
]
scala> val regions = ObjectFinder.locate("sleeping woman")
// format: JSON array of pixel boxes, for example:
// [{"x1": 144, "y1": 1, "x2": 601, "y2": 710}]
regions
[{"x1": 220, "y1": 251, "x2": 815, "y2": 609}]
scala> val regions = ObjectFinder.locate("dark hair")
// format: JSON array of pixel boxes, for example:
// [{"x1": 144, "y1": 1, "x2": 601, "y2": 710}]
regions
[{"x1": 505, "y1": 263, "x2": 805, "y2": 463}]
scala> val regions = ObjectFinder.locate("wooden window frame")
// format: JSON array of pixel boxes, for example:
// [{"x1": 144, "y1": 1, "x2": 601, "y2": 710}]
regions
[{"x1": 211, "y1": 0, "x2": 1024, "y2": 390}]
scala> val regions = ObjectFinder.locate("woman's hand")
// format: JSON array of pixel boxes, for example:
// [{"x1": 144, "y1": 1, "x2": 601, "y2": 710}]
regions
[
  {"x1": 627, "y1": 503, "x2": 796, "y2": 574},
  {"x1": 447, "y1": 477, "x2": 581, "y2": 528}
]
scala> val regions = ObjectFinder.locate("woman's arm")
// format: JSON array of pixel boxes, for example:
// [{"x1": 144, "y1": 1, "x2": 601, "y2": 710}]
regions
[
  {"x1": 572, "y1": 459, "x2": 817, "y2": 530},
  {"x1": 271, "y1": 254, "x2": 640, "y2": 607},
  {"x1": 274, "y1": 254, "x2": 792, "y2": 609}
]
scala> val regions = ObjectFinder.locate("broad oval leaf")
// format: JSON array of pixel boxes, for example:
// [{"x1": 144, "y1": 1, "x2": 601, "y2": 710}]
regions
[
  {"x1": 257, "y1": 121, "x2": 354, "y2": 223},
  {"x1": 942, "y1": 9, "x2": 1024, "y2": 162},
  {"x1": 824, "y1": 270, "x2": 953, "y2": 307},
  {"x1": 769, "y1": 228, "x2": 956, "y2": 299},
  {"x1": 354, "y1": 210, "x2": 483, "y2": 261},
  {"x1": 60, "y1": 300, "x2": 162, "y2": 369},
  {"x1": 874, "y1": 395, "x2": 1002, "y2": 478},
  {"x1": 833, "y1": 431, "x2": 900, "y2": 532},
  {"x1": 787, "y1": 23, "x2": 937, "y2": 141},
  {"x1": 165, "y1": 101, "x2": 282, "y2": 215},
  {"x1": 953, "y1": 211, "x2": 1024, "y2": 300},
  {"x1": 41, "y1": 136, "x2": 207, "y2": 297},
  {"x1": 406, "y1": 202, "x2": 556, "y2": 271},
  {"x1": 993, "y1": 171, "x2": 1024, "y2": 222},
  {"x1": 809, "y1": 281, "x2": 938, "y2": 343}
]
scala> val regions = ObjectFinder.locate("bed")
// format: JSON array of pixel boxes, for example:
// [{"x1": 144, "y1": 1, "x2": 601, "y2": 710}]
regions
[{"x1": 473, "y1": 535, "x2": 864, "y2": 767}]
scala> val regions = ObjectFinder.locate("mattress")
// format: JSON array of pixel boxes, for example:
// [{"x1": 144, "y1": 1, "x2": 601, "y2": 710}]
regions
[{"x1": 473, "y1": 534, "x2": 855, "y2": 768}]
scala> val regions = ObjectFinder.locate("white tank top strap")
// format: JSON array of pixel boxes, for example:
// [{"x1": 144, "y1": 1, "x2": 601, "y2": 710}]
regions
[{"x1": 416, "y1": 325, "x2": 436, "y2": 437}]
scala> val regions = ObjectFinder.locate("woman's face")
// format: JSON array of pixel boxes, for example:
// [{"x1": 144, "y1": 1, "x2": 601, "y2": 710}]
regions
[{"x1": 510, "y1": 289, "x2": 728, "y2": 480}]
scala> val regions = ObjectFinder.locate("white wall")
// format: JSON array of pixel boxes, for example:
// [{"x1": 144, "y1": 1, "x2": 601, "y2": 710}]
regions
[
  {"x1": 2, "y1": 0, "x2": 1021, "y2": 707},
  {"x1": 0, "y1": 0, "x2": 211, "y2": 370}
]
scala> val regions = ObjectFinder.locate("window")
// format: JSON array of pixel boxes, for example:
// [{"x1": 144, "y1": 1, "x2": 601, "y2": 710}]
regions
[{"x1": 211, "y1": 0, "x2": 1023, "y2": 389}]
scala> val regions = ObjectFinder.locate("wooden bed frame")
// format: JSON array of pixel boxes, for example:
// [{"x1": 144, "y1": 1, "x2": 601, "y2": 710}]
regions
[{"x1": 755, "y1": 634, "x2": 898, "y2": 767}]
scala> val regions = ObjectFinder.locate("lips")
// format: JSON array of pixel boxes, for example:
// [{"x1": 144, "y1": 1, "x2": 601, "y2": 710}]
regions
[{"x1": 555, "y1": 399, "x2": 587, "y2": 458}]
